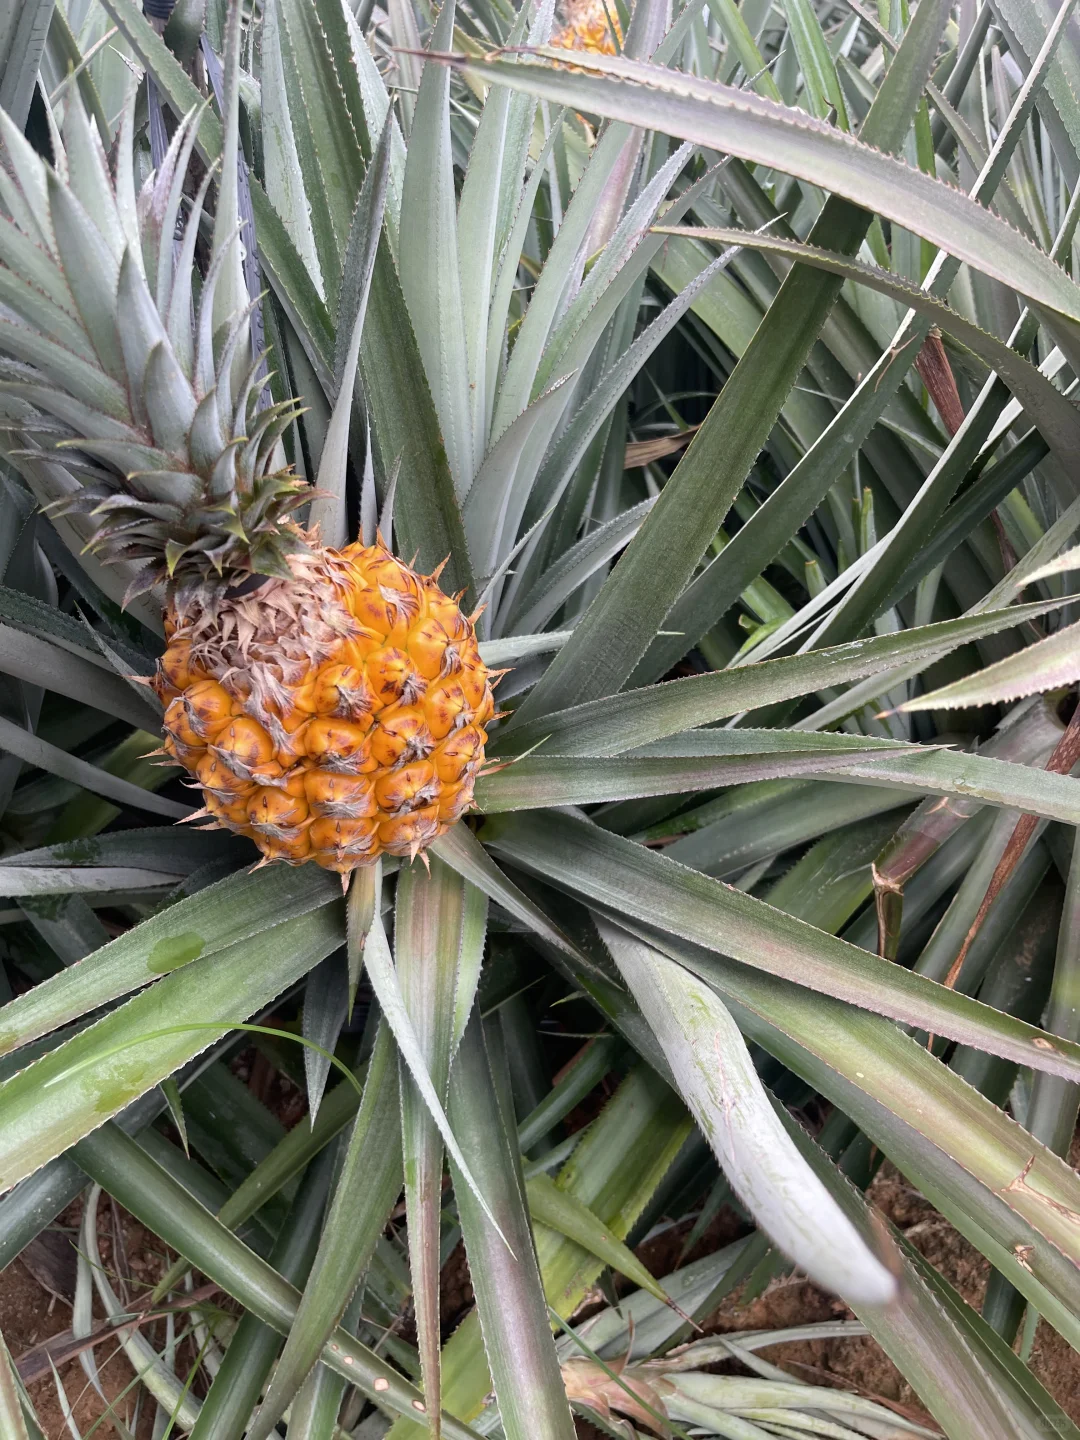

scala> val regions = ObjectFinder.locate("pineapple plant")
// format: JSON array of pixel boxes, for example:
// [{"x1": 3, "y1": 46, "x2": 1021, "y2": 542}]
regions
[
  {"x1": 0, "y1": 99, "x2": 493, "y2": 874},
  {"x1": 3, "y1": 0, "x2": 1080, "y2": 1436}
]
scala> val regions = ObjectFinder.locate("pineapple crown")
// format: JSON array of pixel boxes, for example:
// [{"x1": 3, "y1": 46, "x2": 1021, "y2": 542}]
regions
[{"x1": 0, "y1": 88, "x2": 311, "y2": 608}]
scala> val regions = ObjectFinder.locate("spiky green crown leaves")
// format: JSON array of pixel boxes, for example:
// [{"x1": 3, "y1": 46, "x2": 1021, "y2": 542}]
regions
[{"x1": 0, "y1": 89, "x2": 311, "y2": 607}]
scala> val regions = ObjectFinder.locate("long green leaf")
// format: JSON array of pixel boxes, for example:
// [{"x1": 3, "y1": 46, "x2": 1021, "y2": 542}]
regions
[
  {"x1": 73, "y1": 1123, "x2": 483, "y2": 1437},
  {"x1": 0, "y1": 715, "x2": 187, "y2": 820},
  {"x1": 657, "y1": 222, "x2": 1080, "y2": 463},
  {"x1": 454, "y1": 50, "x2": 1080, "y2": 326},
  {"x1": 397, "y1": 856, "x2": 487, "y2": 1439},
  {"x1": 386, "y1": 1065, "x2": 691, "y2": 1439},
  {"x1": 525, "y1": 1172, "x2": 669, "y2": 1304},
  {"x1": 0, "y1": 1329, "x2": 29, "y2": 1440},
  {"x1": 447, "y1": 1017, "x2": 577, "y2": 1440},
  {"x1": 432, "y1": 823, "x2": 586, "y2": 963},
  {"x1": 248, "y1": 1022, "x2": 402, "y2": 1440},
  {"x1": 489, "y1": 117, "x2": 634, "y2": 441},
  {"x1": 478, "y1": 0, "x2": 959, "y2": 719},
  {"x1": 0, "y1": 0, "x2": 54, "y2": 130},
  {"x1": 188, "y1": 1150, "x2": 334, "y2": 1440},
  {"x1": 477, "y1": 736, "x2": 1080, "y2": 821},
  {"x1": 399, "y1": 0, "x2": 474, "y2": 494},
  {"x1": 0, "y1": 623, "x2": 160, "y2": 731},
  {"x1": 0, "y1": 905, "x2": 342, "y2": 1188},
  {"x1": 991, "y1": 0, "x2": 1080, "y2": 177},
  {"x1": 497, "y1": 598, "x2": 1069, "y2": 756},
  {"x1": 483, "y1": 809, "x2": 1080, "y2": 1083},
  {"x1": 309, "y1": 120, "x2": 392, "y2": 547},
  {"x1": 456, "y1": 0, "x2": 546, "y2": 448},
  {"x1": 899, "y1": 620, "x2": 1080, "y2": 711},
  {"x1": 0, "y1": 865, "x2": 336, "y2": 1057},
  {"x1": 361, "y1": 904, "x2": 503, "y2": 1238}
]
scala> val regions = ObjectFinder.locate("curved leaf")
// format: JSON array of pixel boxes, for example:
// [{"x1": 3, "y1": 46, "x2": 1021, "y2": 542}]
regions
[
  {"x1": 455, "y1": 50, "x2": 1080, "y2": 327},
  {"x1": 899, "y1": 621, "x2": 1080, "y2": 711},
  {"x1": 483, "y1": 808, "x2": 1080, "y2": 1084},
  {"x1": 0, "y1": 904, "x2": 343, "y2": 1189}
]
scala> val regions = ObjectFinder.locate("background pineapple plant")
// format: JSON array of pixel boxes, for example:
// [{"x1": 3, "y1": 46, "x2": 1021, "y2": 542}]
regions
[{"x1": 3, "y1": 0, "x2": 1080, "y2": 1435}]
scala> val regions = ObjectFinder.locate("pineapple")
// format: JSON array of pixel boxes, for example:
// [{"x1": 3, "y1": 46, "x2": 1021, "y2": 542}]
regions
[
  {"x1": 0, "y1": 94, "x2": 493, "y2": 872},
  {"x1": 552, "y1": 0, "x2": 623, "y2": 53},
  {"x1": 156, "y1": 542, "x2": 493, "y2": 870}
]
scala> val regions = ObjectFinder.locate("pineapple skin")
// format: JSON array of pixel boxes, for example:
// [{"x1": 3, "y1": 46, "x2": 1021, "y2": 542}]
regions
[
  {"x1": 552, "y1": 0, "x2": 622, "y2": 53},
  {"x1": 155, "y1": 541, "x2": 493, "y2": 871}
]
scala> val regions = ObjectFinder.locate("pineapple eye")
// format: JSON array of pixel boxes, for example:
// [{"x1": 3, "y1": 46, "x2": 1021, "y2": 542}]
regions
[
  {"x1": 259, "y1": 830, "x2": 314, "y2": 864},
  {"x1": 210, "y1": 717, "x2": 276, "y2": 776},
  {"x1": 303, "y1": 770, "x2": 379, "y2": 819},
  {"x1": 374, "y1": 761, "x2": 439, "y2": 814},
  {"x1": 183, "y1": 679, "x2": 237, "y2": 739},
  {"x1": 157, "y1": 637, "x2": 201, "y2": 697},
  {"x1": 163, "y1": 695, "x2": 205, "y2": 751},
  {"x1": 473, "y1": 691, "x2": 496, "y2": 727},
  {"x1": 309, "y1": 816, "x2": 381, "y2": 868},
  {"x1": 246, "y1": 785, "x2": 309, "y2": 834},
  {"x1": 434, "y1": 725, "x2": 486, "y2": 784},
  {"x1": 306, "y1": 717, "x2": 378, "y2": 773},
  {"x1": 456, "y1": 645, "x2": 490, "y2": 706},
  {"x1": 366, "y1": 647, "x2": 425, "y2": 707},
  {"x1": 438, "y1": 780, "x2": 474, "y2": 825},
  {"x1": 369, "y1": 709, "x2": 435, "y2": 768},
  {"x1": 378, "y1": 807, "x2": 441, "y2": 857},
  {"x1": 347, "y1": 556, "x2": 421, "y2": 634},
  {"x1": 422, "y1": 588, "x2": 470, "y2": 640},
  {"x1": 204, "y1": 791, "x2": 255, "y2": 828},
  {"x1": 405, "y1": 617, "x2": 452, "y2": 680},
  {"x1": 196, "y1": 752, "x2": 255, "y2": 798},
  {"x1": 340, "y1": 629, "x2": 384, "y2": 667},
  {"x1": 422, "y1": 679, "x2": 470, "y2": 739},
  {"x1": 162, "y1": 730, "x2": 204, "y2": 769},
  {"x1": 314, "y1": 663, "x2": 377, "y2": 721}
]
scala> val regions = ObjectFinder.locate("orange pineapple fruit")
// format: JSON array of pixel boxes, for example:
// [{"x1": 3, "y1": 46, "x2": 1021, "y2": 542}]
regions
[
  {"x1": 155, "y1": 541, "x2": 494, "y2": 871},
  {"x1": 552, "y1": 0, "x2": 622, "y2": 53}
]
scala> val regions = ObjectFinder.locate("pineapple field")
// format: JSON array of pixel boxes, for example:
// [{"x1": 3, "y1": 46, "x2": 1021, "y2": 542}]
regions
[{"x1": 5, "y1": 0, "x2": 1080, "y2": 1432}]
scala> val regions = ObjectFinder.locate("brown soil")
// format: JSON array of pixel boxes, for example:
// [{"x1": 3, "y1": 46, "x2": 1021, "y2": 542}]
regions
[
  {"x1": 2, "y1": 1242, "x2": 143, "y2": 1437},
  {"x1": 616, "y1": 1152, "x2": 1080, "y2": 1436},
  {"x1": 0, "y1": 1193, "x2": 213, "y2": 1439},
  {"x1": 5, "y1": 1153, "x2": 1079, "y2": 1438}
]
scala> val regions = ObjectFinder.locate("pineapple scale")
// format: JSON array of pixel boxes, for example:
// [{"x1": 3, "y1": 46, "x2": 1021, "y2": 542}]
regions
[{"x1": 155, "y1": 541, "x2": 493, "y2": 871}]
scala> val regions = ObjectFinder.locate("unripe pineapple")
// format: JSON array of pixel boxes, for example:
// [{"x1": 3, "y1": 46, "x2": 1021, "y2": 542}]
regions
[{"x1": 0, "y1": 89, "x2": 493, "y2": 871}]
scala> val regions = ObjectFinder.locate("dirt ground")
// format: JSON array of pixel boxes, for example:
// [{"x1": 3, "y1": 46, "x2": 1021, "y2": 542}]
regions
[
  {"x1": 3, "y1": 1151, "x2": 1079, "y2": 1438},
  {"x1": 620, "y1": 1150, "x2": 1080, "y2": 1435},
  {"x1": 0, "y1": 1191, "x2": 217, "y2": 1437}
]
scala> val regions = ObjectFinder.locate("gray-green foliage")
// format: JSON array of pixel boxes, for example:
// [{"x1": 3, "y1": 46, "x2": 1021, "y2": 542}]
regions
[{"x1": 2, "y1": 0, "x2": 1080, "y2": 1435}]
